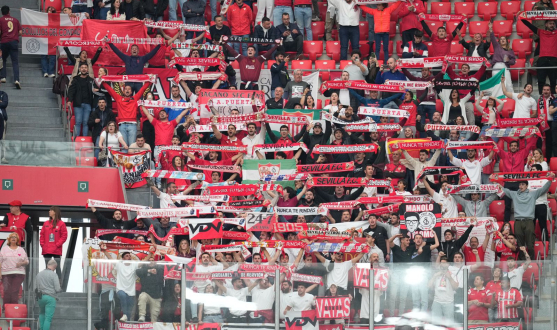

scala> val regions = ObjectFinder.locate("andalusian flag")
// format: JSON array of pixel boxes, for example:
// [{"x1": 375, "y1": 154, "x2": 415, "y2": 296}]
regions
[
  {"x1": 265, "y1": 109, "x2": 325, "y2": 144},
  {"x1": 479, "y1": 69, "x2": 506, "y2": 99},
  {"x1": 242, "y1": 159, "x2": 297, "y2": 185}
]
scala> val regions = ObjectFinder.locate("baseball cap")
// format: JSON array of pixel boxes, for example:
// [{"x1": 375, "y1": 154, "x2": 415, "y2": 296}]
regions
[
  {"x1": 314, "y1": 122, "x2": 322, "y2": 128},
  {"x1": 8, "y1": 200, "x2": 22, "y2": 207}
]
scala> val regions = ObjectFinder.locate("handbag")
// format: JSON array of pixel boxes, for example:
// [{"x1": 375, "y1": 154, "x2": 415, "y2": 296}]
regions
[{"x1": 98, "y1": 131, "x2": 109, "y2": 161}]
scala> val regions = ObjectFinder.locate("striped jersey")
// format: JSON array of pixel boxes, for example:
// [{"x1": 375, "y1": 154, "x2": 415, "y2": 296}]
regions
[{"x1": 495, "y1": 288, "x2": 522, "y2": 319}]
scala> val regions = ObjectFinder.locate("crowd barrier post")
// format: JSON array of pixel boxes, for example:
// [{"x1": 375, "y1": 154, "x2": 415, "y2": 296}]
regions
[
  {"x1": 275, "y1": 268, "x2": 280, "y2": 330},
  {"x1": 181, "y1": 267, "x2": 186, "y2": 330},
  {"x1": 87, "y1": 265, "x2": 93, "y2": 330},
  {"x1": 369, "y1": 269, "x2": 375, "y2": 330},
  {"x1": 463, "y1": 268, "x2": 468, "y2": 330}
]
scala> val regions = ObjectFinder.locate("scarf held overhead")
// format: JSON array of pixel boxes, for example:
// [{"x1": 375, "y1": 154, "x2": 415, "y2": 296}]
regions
[
  {"x1": 297, "y1": 162, "x2": 355, "y2": 173},
  {"x1": 358, "y1": 107, "x2": 410, "y2": 118},
  {"x1": 490, "y1": 171, "x2": 555, "y2": 182},
  {"x1": 424, "y1": 124, "x2": 480, "y2": 134},
  {"x1": 86, "y1": 199, "x2": 149, "y2": 212}
]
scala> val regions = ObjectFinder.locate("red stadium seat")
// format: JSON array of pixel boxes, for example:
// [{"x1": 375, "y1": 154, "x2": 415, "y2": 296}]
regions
[
  {"x1": 303, "y1": 41, "x2": 323, "y2": 61},
  {"x1": 358, "y1": 41, "x2": 370, "y2": 58},
  {"x1": 516, "y1": 20, "x2": 534, "y2": 39},
  {"x1": 377, "y1": 41, "x2": 394, "y2": 60},
  {"x1": 326, "y1": 41, "x2": 341, "y2": 62},
  {"x1": 489, "y1": 200, "x2": 506, "y2": 222},
  {"x1": 477, "y1": 2, "x2": 497, "y2": 21},
  {"x1": 318, "y1": 2, "x2": 328, "y2": 21},
  {"x1": 425, "y1": 21, "x2": 442, "y2": 36},
  {"x1": 469, "y1": 21, "x2": 489, "y2": 38},
  {"x1": 69, "y1": 116, "x2": 75, "y2": 134},
  {"x1": 550, "y1": 158, "x2": 557, "y2": 171},
  {"x1": 389, "y1": 22, "x2": 396, "y2": 38},
  {"x1": 430, "y1": 2, "x2": 451, "y2": 15},
  {"x1": 315, "y1": 60, "x2": 336, "y2": 81},
  {"x1": 549, "y1": 180, "x2": 557, "y2": 195},
  {"x1": 450, "y1": 41, "x2": 464, "y2": 56},
  {"x1": 63, "y1": 0, "x2": 73, "y2": 9},
  {"x1": 492, "y1": 20, "x2": 513, "y2": 38},
  {"x1": 77, "y1": 157, "x2": 98, "y2": 167},
  {"x1": 424, "y1": 41, "x2": 434, "y2": 50},
  {"x1": 454, "y1": 2, "x2": 475, "y2": 18},
  {"x1": 359, "y1": 21, "x2": 369, "y2": 41},
  {"x1": 523, "y1": 263, "x2": 540, "y2": 282},
  {"x1": 436, "y1": 99, "x2": 444, "y2": 114},
  {"x1": 500, "y1": 1, "x2": 522, "y2": 21},
  {"x1": 524, "y1": 1, "x2": 537, "y2": 11},
  {"x1": 74, "y1": 136, "x2": 93, "y2": 143},
  {"x1": 230, "y1": 61, "x2": 240, "y2": 69},
  {"x1": 509, "y1": 59, "x2": 526, "y2": 81},
  {"x1": 311, "y1": 22, "x2": 325, "y2": 41},
  {"x1": 535, "y1": 219, "x2": 552, "y2": 241},
  {"x1": 4, "y1": 304, "x2": 27, "y2": 327},
  {"x1": 446, "y1": 21, "x2": 467, "y2": 39},
  {"x1": 549, "y1": 199, "x2": 557, "y2": 218},
  {"x1": 396, "y1": 40, "x2": 403, "y2": 58},
  {"x1": 43, "y1": 0, "x2": 63, "y2": 11},
  {"x1": 291, "y1": 60, "x2": 312, "y2": 71},
  {"x1": 534, "y1": 241, "x2": 549, "y2": 260},
  {"x1": 512, "y1": 39, "x2": 533, "y2": 59},
  {"x1": 501, "y1": 98, "x2": 516, "y2": 117}
]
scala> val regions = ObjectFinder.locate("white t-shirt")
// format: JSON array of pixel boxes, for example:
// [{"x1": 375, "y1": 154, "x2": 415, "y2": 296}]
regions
[
  {"x1": 226, "y1": 287, "x2": 249, "y2": 316},
  {"x1": 249, "y1": 285, "x2": 275, "y2": 317},
  {"x1": 157, "y1": 192, "x2": 181, "y2": 222},
  {"x1": 115, "y1": 261, "x2": 138, "y2": 296},
  {"x1": 194, "y1": 263, "x2": 224, "y2": 291},
  {"x1": 287, "y1": 293, "x2": 315, "y2": 311},
  {"x1": 280, "y1": 291, "x2": 294, "y2": 319},
  {"x1": 451, "y1": 157, "x2": 491, "y2": 185},
  {"x1": 323, "y1": 260, "x2": 353, "y2": 289},
  {"x1": 512, "y1": 93, "x2": 536, "y2": 119},
  {"x1": 433, "y1": 273, "x2": 456, "y2": 303},
  {"x1": 448, "y1": 264, "x2": 471, "y2": 288},
  {"x1": 529, "y1": 180, "x2": 549, "y2": 205},
  {"x1": 100, "y1": 131, "x2": 122, "y2": 149},
  {"x1": 433, "y1": 191, "x2": 459, "y2": 218},
  {"x1": 506, "y1": 266, "x2": 525, "y2": 291}
]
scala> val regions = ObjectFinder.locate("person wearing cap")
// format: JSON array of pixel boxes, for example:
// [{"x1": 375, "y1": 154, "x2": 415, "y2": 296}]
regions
[
  {"x1": 88, "y1": 97, "x2": 116, "y2": 159},
  {"x1": 302, "y1": 121, "x2": 332, "y2": 163},
  {"x1": 491, "y1": 275, "x2": 522, "y2": 322},
  {"x1": 2, "y1": 200, "x2": 32, "y2": 250},
  {"x1": 494, "y1": 172, "x2": 555, "y2": 260},
  {"x1": 359, "y1": 231, "x2": 385, "y2": 265}
]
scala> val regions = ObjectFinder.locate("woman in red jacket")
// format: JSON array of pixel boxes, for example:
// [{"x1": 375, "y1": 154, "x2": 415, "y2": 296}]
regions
[
  {"x1": 40, "y1": 206, "x2": 68, "y2": 282},
  {"x1": 398, "y1": 91, "x2": 418, "y2": 137}
]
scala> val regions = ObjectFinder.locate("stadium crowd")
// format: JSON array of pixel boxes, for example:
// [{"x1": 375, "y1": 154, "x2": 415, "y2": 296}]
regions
[{"x1": 1, "y1": 0, "x2": 557, "y2": 329}]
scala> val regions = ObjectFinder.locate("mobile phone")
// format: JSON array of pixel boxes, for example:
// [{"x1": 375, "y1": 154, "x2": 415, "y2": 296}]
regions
[{"x1": 370, "y1": 52, "x2": 376, "y2": 59}]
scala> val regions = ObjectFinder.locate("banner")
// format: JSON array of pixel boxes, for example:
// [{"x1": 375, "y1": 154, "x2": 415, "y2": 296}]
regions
[
  {"x1": 285, "y1": 310, "x2": 319, "y2": 330},
  {"x1": 108, "y1": 149, "x2": 150, "y2": 188},
  {"x1": 425, "y1": 124, "x2": 480, "y2": 134},
  {"x1": 307, "y1": 177, "x2": 366, "y2": 188},
  {"x1": 242, "y1": 159, "x2": 298, "y2": 184},
  {"x1": 198, "y1": 89, "x2": 266, "y2": 123},
  {"x1": 490, "y1": 171, "x2": 555, "y2": 182},
  {"x1": 81, "y1": 20, "x2": 152, "y2": 66},
  {"x1": 297, "y1": 162, "x2": 354, "y2": 173},
  {"x1": 315, "y1": 296, "x2": 350, "y2": 319},
  {"x1": 344, "y1": 81, "x2": 404, "y2": 93},
  {"x1": 86, "y1": 199, "x2": 149, "y2": 212},
  {"x1": 141, "y1": 170, "x2": 205, "y2": 180},
  {"x1": 358, "y1": 107, "x2": 410, "y2": 118},
  {"x1": 21, "y1": 9, "x2": 85, "y2": 55},
  {"x1": 188, "y1": 219, "x2": 223, "y2": 240},
  {"x1": 398, "y1": 203, "x2": 442, "y2": 241},
  {"x1": 245, "y1": 213, "x2": 277, "y2": 232},
  {"x1": 353, "y1": 267, "x2": 390, "y2": 291},
  {"x1": 519, "y1": 10, "x2": 557, "y2": 20}
]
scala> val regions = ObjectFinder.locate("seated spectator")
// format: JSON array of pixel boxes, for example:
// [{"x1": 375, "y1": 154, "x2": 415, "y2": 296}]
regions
[
  {"x1": 107, "y1": 0, "x2": 126, "y2": 20},
  {"x1": 276, "y1": 13, "x2": 304, "y2": 59},
  {"x1": 254, "y1": 17, "x2": 279, "y2": 55},
  {"x1": 402, "y1": 30, "x2": 428, "y2": 58}
]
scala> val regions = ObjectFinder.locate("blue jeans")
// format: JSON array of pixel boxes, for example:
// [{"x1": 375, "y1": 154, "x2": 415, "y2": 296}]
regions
[
  {"x1": 418, "y1": 103, "x2": 436, "y2": 137},
  {"x1": 204, "y1": 314, "x2": 223, "y2": 323},
  {"x1": 100, "y1": 7, "x2": 110, "y2": 19},
  {"x1": 117, "y1": 290, "x2": 134, "y2": 320},
  {"x1": 145, "y1": 13, "x2": 163, "y2": 22},
  {"x1": 95, "y1": 136, "x2": 101, "y2": 159},
  {"x1": 366, "y1": 7, "x2": 376, "y2": 44},
  {"x1": 233, "y1": 34, "x2": 249, "y2": 56},
  {"x1": 210, "y1": 0, "x2": 218, "y2": 23},
  {"x1": 168, "y1": 0, "x2": 188, "y2": 22},
  {"x1": 375, "y1": 32, "x2": 390, "y2": 60},
  {"x1": 41, "y1": 55, "x2": 56, "y2": 75},
  {"x1": 273, "y1": 6, "x2": 294, "y2": 26},
  {"x1": 1, "y1": 41, "x2": 20, "y2": 81},
  {"x1": 119, "y1": 123, "x2": 137, "y2": 148},
  {"x1": 294, "y1": 7, "x2": 312, "y2": 40},
  {"x1": 339, "y1": 25, "x2": 359, "y2": 61},
  {"x1": 72, "y1": 5, "x2": 92, "y2": 16},
  {"x1": 73, "y1": 103, "x2": 92, "y2": 137}
]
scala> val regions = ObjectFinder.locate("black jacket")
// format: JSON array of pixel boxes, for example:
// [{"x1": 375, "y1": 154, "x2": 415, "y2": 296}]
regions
[
  {"x1": 459, "y1": 40, "x2": 490, "y2": 58},
  {"x1": 64, "y1": 47, "x2": 102, "y2": 66},
  {"x1": 314, "y1": 186, "x2": 365, "y2": 222},
  {"x1": 302, "y1": 121, "x2": 332, "y2": 162},
  {"x1": 0, "y1": 90, "x2": 7, "y2": 121},
  {"x1": 141, "y1": 0, "x2": 168, "y2": 17},
  {"x1": 439, "y1": 225, "x2": 474, "y2": 262},
  {"x1": 93, "y1": 210, "x2": 136, "y2": 241},
  {"x1": 67, "y1": 75, "x2": 95, "y2": 107},
  {"x1": 123, "y1": 0, "x2": 145, "y2": 20},
  {"x1": 276, "y1": 22, "x2": 303, "y2": 41},
  {"x1": 88, "y1": 107, "x2": 117, "y2": 144},
  {"x1": 182, "y1": 0, "x2": 206, "y2": 26},
  {"x1": 270, "y1": 60, "x2": 290, "y2": 90},
  {"x1": 363, "y1": 225, "x2": 389, "y2": 258},
  {"x1": 136, "y1": 264, "x2": 164, "y2": 298}
]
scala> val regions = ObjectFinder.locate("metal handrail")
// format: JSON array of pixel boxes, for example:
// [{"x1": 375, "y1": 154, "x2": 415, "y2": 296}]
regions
[{"x1": 0, "y1": 317, "x2": 37, "y2": 330}]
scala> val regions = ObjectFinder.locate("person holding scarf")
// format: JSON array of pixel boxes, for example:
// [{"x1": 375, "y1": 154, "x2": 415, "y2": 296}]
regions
[{"x1": 537, "y1": 84, "x2": 554, "y2": 157}]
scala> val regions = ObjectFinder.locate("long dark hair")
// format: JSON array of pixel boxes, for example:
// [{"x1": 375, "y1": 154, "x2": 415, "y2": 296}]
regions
[
  {"x1": 50, "y1": 206, "x2": 61, "y2": 227},
  {"x1": 110, "y1": 0, "x2": 124, "y2": 16},
  {"x1": 449, "y1": 89, "x2": 461, "y2": 103},
  {"x1": 172, "y1": 156, "x2": 184, "y2": 171}
]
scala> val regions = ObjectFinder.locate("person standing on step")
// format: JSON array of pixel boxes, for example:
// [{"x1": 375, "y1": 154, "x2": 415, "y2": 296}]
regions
[
  {"x1": 39, "y1": 206, "x2": 67, "y2": 283},
  {"x1": 0, "y1": 84, "x2": 6, "y2": 163},
  {"x1": 67, "y1": 63, "x2": 95, "y2": 138},
  {"x1": 36, "y1": 259, "x2": 62, "y2": 330},
  {"x1": 0, "y1": 6, "x2": 22, "y2": 89}
]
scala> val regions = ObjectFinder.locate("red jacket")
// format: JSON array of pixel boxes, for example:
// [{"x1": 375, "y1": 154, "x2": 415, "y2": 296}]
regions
[
  {"x1": 227, "y1": 3, "x2": 253, "y2": 36},
  {"x1": 497, "y1": 137, "x2": 537, "y2": 172},
  {"x1": 103, "y1": 82, "x2": 151, "y2": 123},
  {"x1": 396, "y1": 1, "x2": 425, "y2": 33},
  {"x1": 40, "y1": 219, "x2": 68, "y2": 256}
]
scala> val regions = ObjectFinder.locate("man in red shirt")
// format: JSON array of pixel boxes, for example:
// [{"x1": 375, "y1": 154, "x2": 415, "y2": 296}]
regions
[
  {"x1": 384, "y1": 150, "x2": 407, "y2": 187},
  {"x1": 227, "y1": 0, "x2": 253, "y2": 56},
  {"x1": 521, "y1": 18, "x2": 557, "y2": 94},
  {"x1": 212, "y1": 123, "x2": 246, "y2": 160},
  {"x1": 491, "y1": 276, "x2": 522, "y2": 322},
  {"x1": 468, "y1": 274, "x2": 491, "y2": 323},
  {"x1": 185, "y1": 150, "x2": 241, "y2": 183},
  {"x1": 103, "y1": 82, "x2": 152, "y2": 148},
  {"x1": 223, "y1": 39, "x2": 279, "y2": 90},
  {"x1": 1, "y1": 200, "x2": 32, "y2": 251},
  {"x1": 0, "y1": 6, "x2": 22, "y2": 88},
  {"x1": 463, "y1": 232, "x2": 490, "y2": 265},
  {"x1": 419, "y1": 13, "x2": 463, "y2": 57}
]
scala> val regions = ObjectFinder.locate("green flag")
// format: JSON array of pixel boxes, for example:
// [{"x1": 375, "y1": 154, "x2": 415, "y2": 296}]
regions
[
  {"x1": 265, "y1": 109, "x2": 325, "y2": 144},
  {"x1": 242, "y1": 159, "x2": 297, "y2": 185},
  {"x1": 479, "y1": 69, "x2": 506, "y2": 99}
]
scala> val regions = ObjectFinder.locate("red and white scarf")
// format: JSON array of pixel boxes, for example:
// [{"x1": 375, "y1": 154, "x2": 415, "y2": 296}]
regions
[
  {"x1": 358, "y1": 107, "x2": 410, "y2": 118},
  {"x1": 385, "y1": 80, "x2": 431, "y2": 90},
  {"x1": 252, "y1": 143, "x2": 309, "y2": 156},
  {"x1": 307, "y1": 177, "x2": 367, "y2": 188},
  {"x1": 538, "y1": 95, "x2": 554, "y2": 132},
  {"x1": 490, "y1": 171, "x2": 555, "y2": 182},
  {"x1": 485, "y1": 127, "x2": 541, "y2": 138},
  {"x1": 137, "y1": 207, "x2": 214, "y2": 218},
  {"x1": 319, "y1": 80, "x2": 403, "y2": 93},
  {"x1": 212, "y1": 112, "x2": 264, "y2": 124},
  {"x1": 396, "y1": 56, "x2": 444, "y2": 69},
  {"x1": 496, "y1": 117, "x2": 541, "y2": 128},
  {"x1": 344, "y1": 123, "x2": 402, "y2": 132},
  {"x1": 363, "y1": 203, "x2": 401, "y2": 216},
  {"x1": 262, "y1": 173, "x2": 310, "y2": 181},
  {"x1": 311, "y1": 144, "x2": 378, "y2": 157},
  {"x1": 188, "y1": 163, "x2": 242, "y2": 174},
  {"x1": 425, "y1": 124, "x2": 480, "y2": 134},
  {"x1": 389, "y1": 140, "x2": 445, "y2": 152},
  {"x1": 86, "y1": 199, "x2": 148, "y2": 212},
  {"x1": 188, "y1": 123, "x2": 247, "y2": 133},
  {"x1": 519, "y1": 10, "x2": 557, "y2": 20},
  {"x1": 418, "y1": 13, "x2": 467, "y2": 22},
  {"x1": 169, "y1": 195, "x2": 229, "y2": 202},
  {"x1": 169, "y1": 57, "x2": 227, "y2": 69},
  {"x1": 446, "y1": 184, "x2": 500, "y2": 194},
  {"x1": 174, "y1": 72, "x2": 227, "y2": 83},
  {"x1": 144, "y1": 20, "x2": 209, "y2": 31},
  {"x1": 444, "y1": 55, "x2": 489, "y2": 66},
  {"x1": 137, "y1": 100, "x2": 192, "y2": 109},
  {"x1": 110, "y1": 37, "x2": 165, "y2": 45},
  {"x1": 182, "y1": 143, "x2": 247, "y2": 154},
  {"x1": 291, "y1": 273, "x2": 323, "y2": 285},
  {"x1": 172, "y1": 42, "x2": 222, "y2": 52},
  {"x1": 297, "y1": 162, "x2": 355, "y2": 173},
  {"x1": 446, "y1": 141, "x2": 498, "y2": 150},
  {"x1": 98, "y1": 74, "x2": 156, "y2": 84},
  {"x1": 57, "y1": 40, "x2": 104, "y2": 47},
  {"x1": 264, "y1": 114, "x2": 308, "y2": 125}
]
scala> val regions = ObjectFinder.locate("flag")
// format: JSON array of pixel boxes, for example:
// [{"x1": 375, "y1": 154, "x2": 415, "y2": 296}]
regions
[
  {"x1": 21, "y1": 9, "x2": 85, "y2": 55},
  {"x1": 398, "y1": 203, "x2": 442, "y2": 243},
  {"x1": 108, "y1": 149, "x2": 150, "y2": 188},
  {"x1": 265, "y1": 109, "x2": 324, "y2": 144},
  {"x1": 242, "y1": 159, "x2": 297, "y2": 185},
  {"x1": 285, "y1": 310, "x2": 319, "y2": 330},
  {"x1": 479, "y1": 69, "x2": 505, "y2": 99}
]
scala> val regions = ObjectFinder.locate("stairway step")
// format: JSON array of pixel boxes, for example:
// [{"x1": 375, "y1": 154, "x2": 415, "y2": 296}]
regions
[
  {"x1": 9, "y1": 107, "x2": 60, "y2": 117},
  {"x1": 9, "y1": 116, "x2": 61, "y2": 125},
  {"x1": 10, "y1": 122, "x2": 62, "y2": 129},
  {"x1": 4, "y1": 136, "x2": 68, "y2": 142},
  {"x1": 7, "y1": 128, "x2": 65, "y2": 138}
]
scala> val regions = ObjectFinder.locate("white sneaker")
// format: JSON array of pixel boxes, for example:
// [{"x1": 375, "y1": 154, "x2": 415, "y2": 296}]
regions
[
  {"x1": 0, "y1": 78, "x2": 5, "y2": 83},
  {"x1": 44, "y1": 73, "x2": 49, "y2": 77},
  {"x1": 49, "y1": 74, "x2": 55, "y2": 78},
  {"x1": 138, "y1": 316, "x2": 145, "y2": 322},
  {"x1": 119, "y1": 315, "x2": 128, "y2": 322},
  {"x1": 15, "y1": 81, "x2": 21, "y2": 89}
]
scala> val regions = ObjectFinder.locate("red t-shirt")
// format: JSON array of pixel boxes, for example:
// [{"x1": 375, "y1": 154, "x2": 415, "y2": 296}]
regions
[
  {"x1": 383, "y1": 162, "x2": 407, "y2": 186},
  {"x1": 153, "y1": 118, "x2": 178, "y2": 146},
  {"x1": 220, "y1": 135, "x2": 245, "y2": 160},
  {"x1": 496, "y1": 289, "x2": 522, "y2": 319},
  {"x1": 430, "y1": 34, "x2": 452, "y2": 57},
  {"x1": 192, "y1": 158, "x2": 233, "y2": 182},
  {"x1": 539, "y1": 29, "x2": 557, "y2": 58},
  {"x1": 486, "y1": 280, "x2": 501, "y2": 297},
  {"x1": 0, "y1": 15, "x2": 20, "y2": 43},
  {"x1": 467, "y1": 287, "x2": 490, "y2": 321},
  {"x1": 463, "y1": 245, "x2": 485, "y2": 264},
  {"x1": 399, "y1": 101, "x2": 417, "y2": 127}
]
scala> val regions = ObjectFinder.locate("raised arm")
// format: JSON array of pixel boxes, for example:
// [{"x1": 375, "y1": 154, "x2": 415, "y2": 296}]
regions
[
  {"x1": 520, "y1": 19, "x2": 538, "y2": 34},
  {"x1": 108, "y1": 43, "x2": 130, "y2": 63}
]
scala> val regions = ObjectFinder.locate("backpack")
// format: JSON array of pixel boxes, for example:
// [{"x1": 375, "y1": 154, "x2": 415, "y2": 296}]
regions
[{"x1": 53, "y1": 74, "x2": 70, "y2": 96}]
